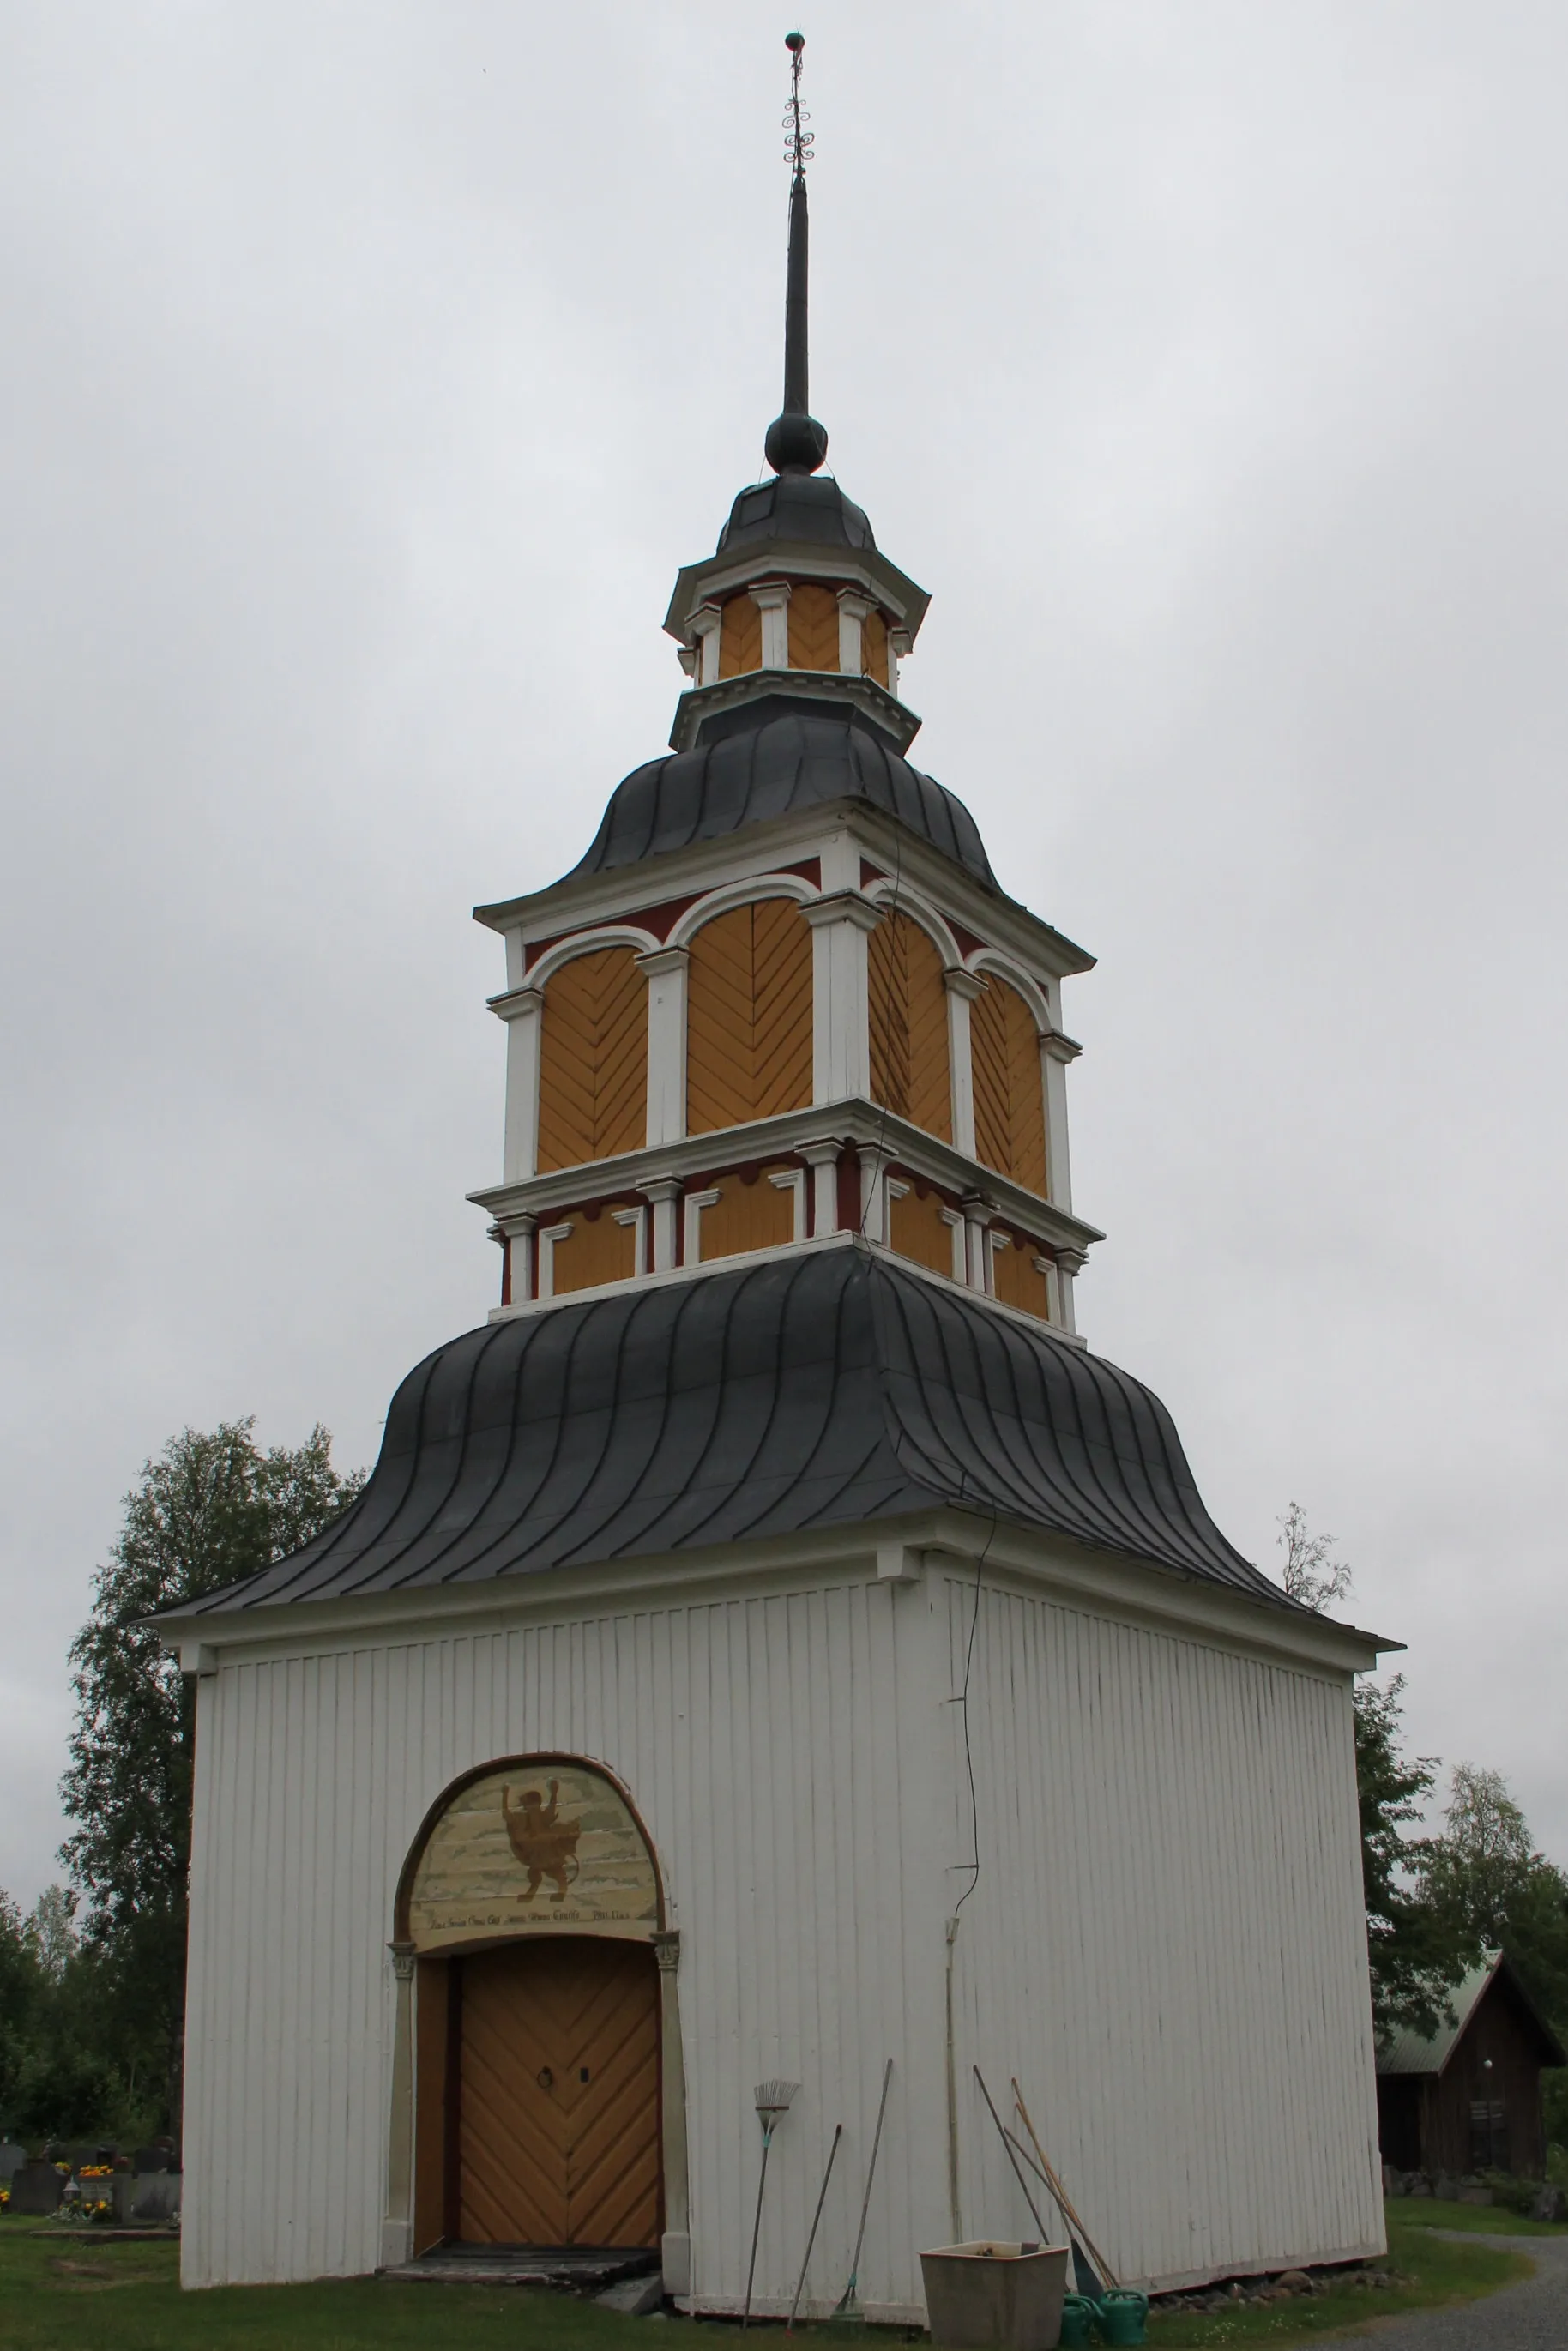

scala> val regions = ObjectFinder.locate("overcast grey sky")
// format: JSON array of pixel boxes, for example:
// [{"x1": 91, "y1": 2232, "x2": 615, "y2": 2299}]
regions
[{"x1": 3, "y1": 3, "x2": 1565, "y2": 1906}]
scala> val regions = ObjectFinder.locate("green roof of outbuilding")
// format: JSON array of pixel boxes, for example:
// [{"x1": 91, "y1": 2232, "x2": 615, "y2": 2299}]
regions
[{"x1": 1376, "y1": 1948, "x2": 1565, "y2": 2075}]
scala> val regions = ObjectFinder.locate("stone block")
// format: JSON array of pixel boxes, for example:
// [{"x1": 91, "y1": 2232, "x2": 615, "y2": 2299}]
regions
[
  {"x1": 130, "y1": 2173, "x2": 182, "y2": 2222},
  {"x1": 1530, "y1": 2185, "x2": 1567, "y2": 2223},
  {"x1": 598, "y1": 2273, "x2": 666, "y2": 2316},
  {"x1": 9, "y1": 2162, "x2": 65, "y2": 2215},
  {"x1": 1456, "y1": 2185, "x2": 1493, "y2": 2206},
  {"x1": 0, "y1": 2143, "x2": 26, "y2": 2184}
]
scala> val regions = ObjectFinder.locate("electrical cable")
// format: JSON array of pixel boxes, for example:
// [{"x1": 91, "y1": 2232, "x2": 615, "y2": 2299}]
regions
[{"x1": 951, "y1": 1497, "x2": 998, "y2": 1918}]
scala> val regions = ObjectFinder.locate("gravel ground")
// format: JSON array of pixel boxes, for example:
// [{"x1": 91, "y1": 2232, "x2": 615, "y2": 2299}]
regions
[{"x1": 1363, "y1": 2232, "x2": 1568, "y2": 2348}]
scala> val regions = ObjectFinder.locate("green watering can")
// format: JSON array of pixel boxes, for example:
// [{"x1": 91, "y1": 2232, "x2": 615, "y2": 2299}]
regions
[{"x1": 1058, "y1": 2288, "x2": 1150, "y2": 2348}]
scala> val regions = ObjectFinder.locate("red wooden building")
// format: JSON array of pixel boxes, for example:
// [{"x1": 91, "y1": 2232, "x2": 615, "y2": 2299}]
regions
[{"x1": 1377, "y1": 1950, "x2": 1565, "y2": 2179}]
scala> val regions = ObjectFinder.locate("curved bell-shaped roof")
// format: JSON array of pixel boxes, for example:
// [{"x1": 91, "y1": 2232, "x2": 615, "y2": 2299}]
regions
[
  {"x1": 172, "y1": 1245, "x2": 1275, "y2": 1616},
  {"x1": 569, "y1": 698, "x2": 997, "y2": 887},
  {"x1": 717, "y1": 472, "x2": 875, "y2": 554}
]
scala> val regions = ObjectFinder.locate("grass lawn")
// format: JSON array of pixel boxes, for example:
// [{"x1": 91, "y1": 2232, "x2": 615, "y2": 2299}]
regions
[{"x1": 0, "y1": 2209, "x2": 1543, "y2": 2351}]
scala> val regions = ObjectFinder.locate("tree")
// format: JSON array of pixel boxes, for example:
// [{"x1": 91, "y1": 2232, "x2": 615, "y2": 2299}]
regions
[
  {"x1": 1419, "y1": 1764, "x2": 1568, "y2": 2032},
  {"x1": 59, "y1": 1420, "x2": 364, "y2": 2131},
  {"x1": 1277, "y1": 1501, "x2": 1354, "y2": 1612},
  {"x1": 1276, "y1": 1505, "x2": 1470, "y2": 2039}
]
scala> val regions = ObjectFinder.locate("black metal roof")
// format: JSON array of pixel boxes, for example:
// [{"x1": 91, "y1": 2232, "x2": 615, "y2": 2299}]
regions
[
  {"x1": 717, "y1": 473, "x2": 874, "y2": 553},
  {"x1": 569, "y1": 699, "x2": 997, "y2": 887},
  {"x1": 178, "y1": 1246, "x2": 1277, "y2": 1619}
]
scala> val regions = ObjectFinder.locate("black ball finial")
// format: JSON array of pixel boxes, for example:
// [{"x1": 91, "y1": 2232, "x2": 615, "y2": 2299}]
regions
[{"x1": 785, "y1": 31, "x2": 805, "y2": 53}]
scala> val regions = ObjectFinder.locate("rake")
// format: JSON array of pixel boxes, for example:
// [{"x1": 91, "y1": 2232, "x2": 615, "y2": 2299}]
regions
[
  {"x1": 743, "y1": 2079, "x2": 799, "y2": 2328},
  {"x1": 833, "y1": 2058, "x2": 894, "y2": 2324}
]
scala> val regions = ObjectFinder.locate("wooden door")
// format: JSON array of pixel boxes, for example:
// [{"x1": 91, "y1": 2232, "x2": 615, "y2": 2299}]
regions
[{"x1": 455, "y1": 1938, "x2": 660, "y2": 2248}]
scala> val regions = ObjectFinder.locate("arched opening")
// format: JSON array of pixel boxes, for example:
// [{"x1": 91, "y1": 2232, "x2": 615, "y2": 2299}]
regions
[
  {"x1": 969, "y1": 972, "x2": 1047, "y2": 1195},
  {"x1": 869, "y1": 909, "x2": 953, "y2": 1142},
  {"x1": 685, "y1": 899, "x2": 813, "y2": 1136},
  {"x1": 393, "y1": 1757, "x2": 670, "y2": 2257},
  {"x1": 536, "y1": 947, "x2": 648, "y2": 1172}
]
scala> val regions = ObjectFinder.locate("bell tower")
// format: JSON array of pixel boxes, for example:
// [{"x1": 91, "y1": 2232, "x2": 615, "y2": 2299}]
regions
[{"x1": 471, "y1": 35, "x2": 1102, "y2": 1331}]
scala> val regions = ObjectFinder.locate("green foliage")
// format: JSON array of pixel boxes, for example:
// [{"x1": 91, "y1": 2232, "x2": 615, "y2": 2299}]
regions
[
  {"x1": 1415, "y1": 1763, "x2": 1568, "y2": 2035},
  {"x1": 1277, "y1": 1503, "x2": 1354, "y2": 1613},
  {"x1": 51, "y1": 1420, "x2": 364, "y2": 2133},
  {"x1": 1353, "y1": 1674, "x2": 1475, "y2": 2041}
]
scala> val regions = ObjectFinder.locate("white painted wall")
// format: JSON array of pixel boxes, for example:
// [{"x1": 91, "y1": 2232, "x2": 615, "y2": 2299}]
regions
[{"x1": 181, "y1": 1548, "x2": 1381, "y2": 2307}]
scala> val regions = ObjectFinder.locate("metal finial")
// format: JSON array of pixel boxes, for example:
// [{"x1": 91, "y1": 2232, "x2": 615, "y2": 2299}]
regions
[
  {"x1": 783, "y1": 32, "x2": 813, "y2": 176},
  {"x1": 764, "y1": 32, "x2": 828, "y2": 476}
]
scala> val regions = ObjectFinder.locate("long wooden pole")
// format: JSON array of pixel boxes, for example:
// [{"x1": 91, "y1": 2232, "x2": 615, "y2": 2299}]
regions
[
  {"x1": 787, "y1": 2124, "x2": 842, "y2": 2331},
  {"x1": 972, "y1": 2068, "x2": 1052, "y2": 2243},
  {"x1": 1010, "y1": 2079, "x2": 1119, "y2": 2289}
]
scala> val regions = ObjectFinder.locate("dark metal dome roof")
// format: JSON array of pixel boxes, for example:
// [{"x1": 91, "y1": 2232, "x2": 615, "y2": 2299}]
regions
[
  {"x1": 570, "y1": 698, "x2": 996, "y2": 886},
  {"x1": 718, "y1": 472, "x2": 875, "y2": 553},
  {"x1": 174, "y1": 1245, "x2": 1273, "y2": 1617}
]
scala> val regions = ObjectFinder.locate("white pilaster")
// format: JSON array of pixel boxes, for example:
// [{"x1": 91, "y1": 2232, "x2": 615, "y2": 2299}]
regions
[
  {"x1": 768, "y1": 1167, "x2": 808, "y2": 1242},
  {"x1": 612, "y1": 1205, "x2": 648, "y2": 1277},
  {"x1": 859, "y1": 1145, "x2": 895, "y2": 1244},
  {"x1": 944, "y1": 969, "x2": 984, "y2": 1158},
  {"x1": 492, "y1": 985, "x2": 545, "y2": 1183},
  {"x1": 1035, "y1": 1254, "x2": 1059, "y2": 1324},
  {"x1": 536, "y1": 1221, "x2": 573, "y2": 1302},
  {"x1": 939, "y1": 1205, "x2": 966, "y2": 1283},
  {"x1": 749, "y1": 580, "x2": 792, "y2": 670},
  {"x1": 683, "y1": 1188, "x2": 721, "y2": 1266},
  {"x1": 638, "y1": 947, "x2": 690, "y2": 1148},
  {"x1": 691, "y1": 601, "x2": 722, "y2": 687},
  {"x1": 804, "y1": 893, "x2": 879, "y2": 1104},
  {"x1": 836, "y1": 588, "x2": 872, "y2": 676},
  {"x1": 888, "y1": 625, "x2": 912, "y2": 701},
  {"x1": 799, "y1": 1139, "x2": 843, "y2": 1236},
  {"x1": 504, "y1": 1214, "x2": 536, "y2": 1305},
  {"x1": 644, "y1": 1179, "x2": 682, "y2": 1274},
  {"x1": 1041, "y1": 1029, "x2": 1081, "y2": 1214},
  {"x1": 962, "y1": 1195, "x2": 993, "y2": 1293}
]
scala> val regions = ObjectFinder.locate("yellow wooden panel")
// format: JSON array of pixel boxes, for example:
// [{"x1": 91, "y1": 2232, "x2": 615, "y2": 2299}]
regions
[
  {"x1": 697, "y1": 1164, "x2": 797, "y2": 1261},
  {"x1": 686, "y1": 900, "x2": 813, "y2": 1135},
  {"x1": 550, "y1": 1210, "x2": 636, "y2": 1295},
  {"x1": 537, "y1": 948, "x2": 648, "y2": 1173},
  {"x1": 993, "y1": 1235, "x2": 1053, "y2": 1321},
  {"x1": 869, "y1": 912, "x2": 952, "y2": 1142},
  {"x1": 1005, "y1": 986, "x2": 1048, "y2": 1197},
  {"x1": 890, "y1": 1184, "x2": 958, "y2": 1279},
  {"x1": 788, "y1": 582, "x2": 841, "y2": 672},
  {"x1": 861, "y1": 607, "x2": 889, "y2": 686},
  {"x1": 970, "y1": 974, "x2": 1045, "y2": 1195},
  {"x1": 718, "y1": 592, "x2": 763, "y2": 678}
]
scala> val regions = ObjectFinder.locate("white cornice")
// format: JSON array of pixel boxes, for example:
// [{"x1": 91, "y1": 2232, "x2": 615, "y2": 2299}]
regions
[
  {"x1": 151, "y1": 1496, "x2": 1393, "y2": 1681},
  {"x1": 467, "y1": 1097, "x2": 1105, "y2": 1252},
  {"x1": 473, "y1": 802, "x2": 1095, "y2": 981},
  {"x1": 662, "y1": 538, "x2": 931, "y2": 645}
]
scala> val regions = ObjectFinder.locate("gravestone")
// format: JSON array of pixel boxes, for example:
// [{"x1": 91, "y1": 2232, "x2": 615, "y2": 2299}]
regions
[
  {"x1": 9, "y1": 2161, "x2": 65, "y2": 2215},
  {"x1": 130, "y1": 2172, "x2": 182, "y2": 2222},
  {"x1": 0, "y1": 2142, "x2": 26, "y2": 2184}
]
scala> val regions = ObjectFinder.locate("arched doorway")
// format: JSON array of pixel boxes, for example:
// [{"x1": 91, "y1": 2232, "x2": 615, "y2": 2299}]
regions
[{"x1": 392, "y1": 1756, "x2": 670, "y2": 2254}]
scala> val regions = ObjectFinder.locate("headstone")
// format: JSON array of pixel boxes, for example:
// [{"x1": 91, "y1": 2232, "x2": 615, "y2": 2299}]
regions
[
  {"x1": 1381, "y1": 2164, "x2": 1402, "y2": 2197},
  {"x1": 1433, "y1": 2173, "x2": 1461, "y2": 2203},
  {"x1": 133, "y1": 2144, "x2": 168, "y2": 2173},
  {"x1": 130, "y1": 2173, "x2": 182, "y2": 2222},
  {"x1": 0, "y1": 2143, "x2": 27, "y2": 2184},
  {"x1": 1456, "y1": 2184, "x2": 1493, "y2": 2205},
  {"x1": 9, "y1": 2161, "x2": 66, "y2": 2215},
  {"x1": 1531, "y1": 2185, "x2": 1567, "y2": 2223},
  {"x1": 1407, "y1": 2176, "x2": 1432, "y2": 2196}
]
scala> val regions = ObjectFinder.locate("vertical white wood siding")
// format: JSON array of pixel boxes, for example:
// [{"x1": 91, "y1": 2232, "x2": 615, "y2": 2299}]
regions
[
  {"x1": 182, "y1": 1560, "x2": 1381, "y2": 2306},
  {"x1": 938, "y1": 1574, "x2": 1384, "y2": 2288}
]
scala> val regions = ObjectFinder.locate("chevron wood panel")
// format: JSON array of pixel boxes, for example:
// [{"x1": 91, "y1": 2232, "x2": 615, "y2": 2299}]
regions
[
  {"x1": 861, "y1": 607, "x2": 889, "y2": 685},
  {"x1": 697, "y1": 1164, "x2": 797, "y2": 1262},
  {"x1": 787, "y1": 582, "x2": 841, "y2": 672},
  {"x1": 456, "y1": 1940, "x2": 660, "y2": 2249},
  {"x1": 994, "y1": 1235, "x2": 1052, "y2": 1321},
  {"x1": 537, "y1": 948, "x2": 648, "y2": 1173},
  {"x1": 970, "y1": 975, "x2": 1047, "y2": 1197},
  {"x1": 718, "y1": 592, "x2": 762, "y2": 677},
  {"x1": 686, "y1": 901, "x2": 812, "y2": 1135},
  {"x1": 551, "y1": 1211, "x2": 636, "y2": 1295},
  {"x1": 890, "y1": 1184, "x2": 958, "y2": 1279},
  {"x1": 869, "y1": 913, "x2": 952, "y2": 1142}
]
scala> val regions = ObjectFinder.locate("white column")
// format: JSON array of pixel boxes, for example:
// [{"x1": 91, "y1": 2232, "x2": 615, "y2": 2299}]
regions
[
  {"x1": 859, "y1": 1145, "x2": 895, "y2": 1243},
  {"x1": 750, "y1": 579, "x2": 792, "y2": 670},
  {"x1": 836, "y1": 588, "x2": 872, "y2": 675},
  {"x1": 805, "y1": 893, "x2": 879, "y2": 1103},
  {"x1": 652, "y1": 1931, "x2": 691, "y2": 2297},
  {"x1": 944, "y1": 970, "x2": 984, "y2": 1157},
  {"x1": 961, "y1": 1195, "x2": 993, "y2": 1292},
  {"x1": 1054, "y1": 1245, "x2": 1088, "y2": 1336},
  {"x1": 380, "y1": 1943, "x2": 417, "y2": 2270},
  {"x1": 504, "y1": 1214, "x2": 536, "y2": 1305},
  {"x1": 1041, "y1": 1030, "x2": 1080, "y2": 1213},
  {"x1": 644, "y1": 1179, "x2": 682, "y2": 1274},
  {"x1": 799, "y1": 1139, "x2": 842, "y2": 1236},
  {"x1": 888, "y1": 625, "x2": 912, "y2": 701},
  {"x1": 638, "y1": 947, "x2": 689, "y2": 1148},
  {"x1": 691, "y1": 601, "x2": 722, "y2": 686},
  {"x1": 492, "y1": 986, "x2": 545, "y2": 1184}
]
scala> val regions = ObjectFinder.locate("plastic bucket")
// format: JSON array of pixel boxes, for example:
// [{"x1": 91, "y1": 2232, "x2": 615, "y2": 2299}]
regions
[
  {"x1": 1095, "y1": 2291, "x2": 1149, "y2": 2347},
  {"x1": 920, "y1": 2242, "x2": 1071, "y2": 2349}
]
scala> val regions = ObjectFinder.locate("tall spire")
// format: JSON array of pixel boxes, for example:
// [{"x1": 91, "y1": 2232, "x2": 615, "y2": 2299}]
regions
[{"x1": 764, "y1": 32, "x2": 829, "y2": 478}]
